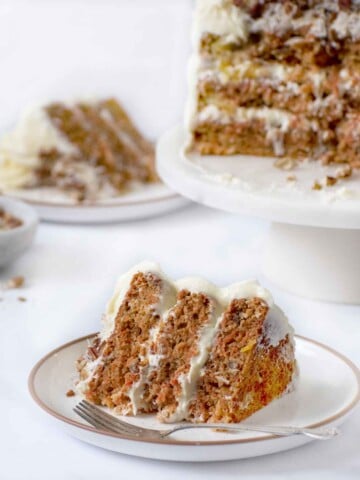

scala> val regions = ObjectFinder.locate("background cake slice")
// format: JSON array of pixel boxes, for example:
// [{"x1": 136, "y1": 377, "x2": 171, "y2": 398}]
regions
[
  {"x1": 77, "y1": 262, "x2": 297, "y2": 424},
  {"x1": 0, "y1": 98, "x2": 158, "y2": 201},
  {"x1": 186, "y1": 0, "x2": 360, "y2": 169}
]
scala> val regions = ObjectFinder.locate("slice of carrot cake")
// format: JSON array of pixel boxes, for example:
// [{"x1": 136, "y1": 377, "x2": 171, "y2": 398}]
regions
[
  {"x1": 0, "y1": 98, "x2": 157, "y2": 202},
  {"x1": 186, "y1": 0, "x2": 360, "y2": 170},
  {"x1": 77, "y1": 261, "x2": 296, "y2": 423}
]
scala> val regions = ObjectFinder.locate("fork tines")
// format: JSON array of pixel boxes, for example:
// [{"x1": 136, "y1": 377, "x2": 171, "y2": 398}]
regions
[{"x1": 73, "y1": 400, "x2": 145, "y2": 437}]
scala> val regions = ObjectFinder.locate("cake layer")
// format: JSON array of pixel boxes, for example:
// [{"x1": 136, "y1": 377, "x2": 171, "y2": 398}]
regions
[
  {"x1": 194, "y1": 0, "x2": 360, "y2": 46},
  {"x1": 77, "y1": 262, "x2": 296, "y2": 424},
  {"x1": 78, "y1": 269, "x2": 176, "y2": 414},
  {"x1": 191, "y1": 121, "x2": 315, "y2": 157},
  {"x1": 200, "y1": 32, "x2": 360, "y2": 68},
  {"x1": 98, "y1": 98, "x2": 154, "y2": 158},
  {"x1": 195, "y1": 0, "x2": 360, "y2": 69},
  {"x1": 189, "y1": 299, "x2": 294, "y2": 423},
  {"x1": 196, "y1": 62, "x2": 360, "y2": 113},
  {"x1": 191, "y1": 106, "x2": 323, "y2": 157},
  {"x1": 191, "y1": 104, "x2": 360, "y2": 163},
  {"x1": 196, "y1": 1, "x2": 360, "y2": 48},
  {"x1": 197, "y1": 80, "x2": 348, "y2": 123},
  {"x1": 145, "y1": 290, "x2": 221, "y2": 422}
]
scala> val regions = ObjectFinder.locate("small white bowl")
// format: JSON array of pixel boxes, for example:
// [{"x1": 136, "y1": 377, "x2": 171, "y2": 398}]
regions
[{"x1": 0, "y1": 197, "x2": 38, "y2": 268}]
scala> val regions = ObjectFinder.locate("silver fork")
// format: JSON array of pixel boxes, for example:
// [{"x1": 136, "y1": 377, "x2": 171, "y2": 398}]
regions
[{"x1": 73, "y1": 400, "x2": 339, "y2": 441}]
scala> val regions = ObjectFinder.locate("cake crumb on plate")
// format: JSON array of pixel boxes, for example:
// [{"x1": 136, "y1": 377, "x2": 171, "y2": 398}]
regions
[{"x1": 4, "y1": 275, "x2": 25, "y2": 289}]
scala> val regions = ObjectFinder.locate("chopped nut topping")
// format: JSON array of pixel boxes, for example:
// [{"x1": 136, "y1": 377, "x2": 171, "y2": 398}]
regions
[
  {"x1": 286, "y1": 174, "x2": 297, "y2": 182},
  {"x1": 66, "y1": 389, "x2": 76, "y2": 397},
  {"x1": 313, "y1": 175, "x2": 340, "y2": 190},
  {"x1": 312, "y1": 181, "x2": 322, "y2": 191},
  {"x1": 325, "y1": 176, "x2": 337, "y2": 187}
]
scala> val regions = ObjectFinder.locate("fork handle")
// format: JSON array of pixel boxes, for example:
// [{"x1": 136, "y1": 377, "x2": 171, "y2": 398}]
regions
[{"x1": 161, "y1": 424, "x2": 339, "y2": 440}]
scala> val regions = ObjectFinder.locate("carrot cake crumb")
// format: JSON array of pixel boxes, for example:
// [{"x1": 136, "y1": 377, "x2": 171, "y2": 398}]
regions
[
  {"x1": 5, "y1": 276, "x2": 25, "y2": 289},
  {"x1": 312, "y1": 181, "x2": 322, "y2": 191},
  {"x1": 325, "y1": 176, "x2": 337, "y2": 187}
]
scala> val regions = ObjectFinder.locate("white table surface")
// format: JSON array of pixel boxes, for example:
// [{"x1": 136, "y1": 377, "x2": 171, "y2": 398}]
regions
[
  {"x1": 0, "y1": 205, "x2": 359, "y2": 479},
  {"x1": 0, "y1": 1, "x2": 359, "y2": 478}
]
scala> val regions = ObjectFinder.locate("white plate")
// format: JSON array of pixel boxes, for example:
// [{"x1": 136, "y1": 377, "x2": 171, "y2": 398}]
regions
[
  {"x1": 29, "y1": 334, "x2": 360, "y2": 462},
  {"x1": 6, "y1": 184, "x2": 190, "y2": 224},
  {"x1": 157, "y1": 126, "x2": 360, "y2": 229}
]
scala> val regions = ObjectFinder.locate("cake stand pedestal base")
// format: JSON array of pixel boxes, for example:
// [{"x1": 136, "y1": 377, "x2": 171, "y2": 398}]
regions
[{"x1": 264, "y1": 223, "x2": 360, "y2": 304}]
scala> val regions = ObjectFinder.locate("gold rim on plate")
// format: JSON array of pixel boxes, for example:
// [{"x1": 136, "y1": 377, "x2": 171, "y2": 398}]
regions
[{"x1": 28, "y1": 333, "x2": 360, "y2": 447}]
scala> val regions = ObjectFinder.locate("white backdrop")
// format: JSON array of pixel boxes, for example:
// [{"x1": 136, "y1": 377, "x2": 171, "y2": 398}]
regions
[
  {"x1": 0, "y1": 1, "x2": 359, "y2": 479},
  {"x1": 0, "y1": 0, "x2": 192, "y2": 138}
]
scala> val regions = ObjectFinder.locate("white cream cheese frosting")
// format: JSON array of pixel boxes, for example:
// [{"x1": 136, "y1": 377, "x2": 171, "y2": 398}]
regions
[
  {"x1": 81, "y1": 261, "x2": 295, "y2": 421},
  {"x1": 185, "y1": 0, "x2": 248, "y2": 136},
  {"x1": 331, "y1": 10, "x2": 360, "y2": 40},
  {"x1": 193, "y1": 0, "x2": 249, "y2": 44},
  {"x1": 100, "y1": 260, "x2": 177, "y2": 342},
  {"x1": 0, "y1": 105, "x2": 77, "y2": 191}
]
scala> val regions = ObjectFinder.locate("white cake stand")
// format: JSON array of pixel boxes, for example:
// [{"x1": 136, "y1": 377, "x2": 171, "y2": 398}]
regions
[{"x1": 157, "y1": 126, "x2": 360, "y2": 304}]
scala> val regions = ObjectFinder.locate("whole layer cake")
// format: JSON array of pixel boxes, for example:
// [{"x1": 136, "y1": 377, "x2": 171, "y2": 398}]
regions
[
  {"x1": 186, "y1": 0, "x2": 360, "y2": 168},
  {"x1": 77, "y1": 262, "x2": 296, "y2": 423},
  {"x1": 0, "y1": 98, "x2": 157, "y2": 201}
]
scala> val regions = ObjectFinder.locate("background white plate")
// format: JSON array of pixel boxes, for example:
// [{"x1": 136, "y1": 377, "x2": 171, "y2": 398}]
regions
[
  {"x1": 0, "y1": 0, "x2": 193, "y2": 224},
  {"x1": 29, "y1": 334, "x2": 360, "y2": 462},
  {"x1": 6, "y1": 184, "x2": 190, "y2": 223}
]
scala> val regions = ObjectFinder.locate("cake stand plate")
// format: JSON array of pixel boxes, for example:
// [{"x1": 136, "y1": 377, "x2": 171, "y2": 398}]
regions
[{"x1": 157, "y1": 126, "x2": 360, "y2": 303}]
